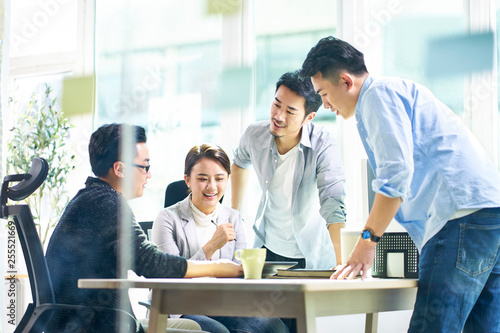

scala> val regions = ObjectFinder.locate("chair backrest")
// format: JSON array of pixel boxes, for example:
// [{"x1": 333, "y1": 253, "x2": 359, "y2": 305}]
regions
[
  {"x1": 1, "y1": 157, "x2": 49, "y2": 208},
  {"x1": 164, "y1": 179, "x2": 223, "y2": 208},
  {"x1": 164, "y1": 180, "x2": 190, "y2": 208},
  {"x1": 13, "y1": 205, "x2": 55, "y2": 306},
  {"x1": 0, "y1": 158, "x2": 52, "y2": 306},
  {"x1": 138, "y1": 221, "x2": 153, "y2": 240}
]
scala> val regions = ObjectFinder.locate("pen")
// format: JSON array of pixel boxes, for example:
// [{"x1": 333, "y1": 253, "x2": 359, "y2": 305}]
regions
[{"x1": 211, "y1": 220, "x2": 236, "y2": 241}]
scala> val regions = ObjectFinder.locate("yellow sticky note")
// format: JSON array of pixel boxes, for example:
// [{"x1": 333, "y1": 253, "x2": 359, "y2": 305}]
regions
[
  {"x1": 62, "y1": 76, "x2": 95, "y2": 116},
  {"x1": 206, "y1": 0, "x2": 241, "y2": 15}
]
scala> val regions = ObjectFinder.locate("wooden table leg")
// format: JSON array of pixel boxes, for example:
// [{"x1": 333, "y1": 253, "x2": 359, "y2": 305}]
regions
[
  {"x1": 295, "y1": 305, "x2": 317, "y2": 333},
  {"x1": 148, "y1": 289, "x2": 168, "y2": 333},
  {"x1": 365, "y1": 313, "x2": 379, "y2": 333}
]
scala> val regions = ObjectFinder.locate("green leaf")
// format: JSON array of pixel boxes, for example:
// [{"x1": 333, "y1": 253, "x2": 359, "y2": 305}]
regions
[{"x1": 6, "y1": 83, "x2": 77, "y2": 249}]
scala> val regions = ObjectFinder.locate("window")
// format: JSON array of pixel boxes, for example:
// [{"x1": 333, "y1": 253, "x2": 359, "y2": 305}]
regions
[
  {"x1": 6, "y1": 0, "x2": 94, "y2": 192},
  {"x1": 9, "y1": 0, "x2": 78, "y2": 58}
]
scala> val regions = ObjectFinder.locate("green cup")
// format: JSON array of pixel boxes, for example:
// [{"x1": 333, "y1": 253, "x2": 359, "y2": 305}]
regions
[{"x1": 235, "y1": 248, "x2": 267, "y2": 279}]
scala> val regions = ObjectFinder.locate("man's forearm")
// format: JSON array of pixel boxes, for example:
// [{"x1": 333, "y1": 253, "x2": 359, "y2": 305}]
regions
[
  {"x1": 332, "y1": 193, "x2": 402, "y2": 280},
  {"x1": 230, "y1": 164, "x2": 250, "y2": 211},
  {"x1": 364, "y1": 193, "x2": 402, "y2": 237},
  {"x1": 185, "y1": 260, "x2": 242, "y2": 278},
  {"x1": 328, "y1": 222, "x2": 346, "y2": 265}
]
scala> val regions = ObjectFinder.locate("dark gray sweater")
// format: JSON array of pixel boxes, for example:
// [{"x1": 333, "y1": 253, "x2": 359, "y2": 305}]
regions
[{"x1": 46, "y1": 177, "x2": 187, "y2": 331}]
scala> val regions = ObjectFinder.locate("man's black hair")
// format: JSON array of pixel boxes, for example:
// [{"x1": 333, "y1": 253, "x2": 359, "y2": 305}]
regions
[
  {"x1": 300, "y1": 36, "x2": 368, "y2": 81},
  {"x1": 275, "y1": 70, "x2": 322, "y2": 116},
  {"x1": 89, "y1": 123, "x2": 147, "y2": 177}
]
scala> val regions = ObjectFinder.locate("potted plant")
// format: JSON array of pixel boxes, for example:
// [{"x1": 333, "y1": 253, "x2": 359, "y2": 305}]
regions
[{"x1": 7, "y1": 83, "x2": 76, "y2": 248}]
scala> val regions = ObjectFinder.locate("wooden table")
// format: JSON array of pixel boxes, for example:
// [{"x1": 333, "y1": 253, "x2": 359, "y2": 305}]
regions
[{"x1": 79, "y1": 278, "x2": 418, "y2": 333}]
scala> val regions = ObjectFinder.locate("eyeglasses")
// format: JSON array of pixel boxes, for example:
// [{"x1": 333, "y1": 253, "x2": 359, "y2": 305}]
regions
[{"x1": 133, "y1": 163, "x2": 151, "y2": 173}]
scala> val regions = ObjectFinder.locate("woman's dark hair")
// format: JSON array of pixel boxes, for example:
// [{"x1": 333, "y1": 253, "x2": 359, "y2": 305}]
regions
[
  {"x1": 275, "y1": 70, "x2": 322, "y2": 116},
  {"x1": 89, "y1": 123, "x2": 147, "y2": 177},
  {"x1": 184, "y1": 144, "x2": 231, "y2": 177},
  {"x1": 300, "y1": 36, "x2": 368, "y2": 81}
]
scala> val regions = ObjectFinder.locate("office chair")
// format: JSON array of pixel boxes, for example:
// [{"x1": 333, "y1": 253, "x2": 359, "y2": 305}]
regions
[
  {"x1": 138, "y1": 221, "x2": 153, "y2": 240},
  {"x1": 1, "y1": 157, "x2": 141, "y2": 333},
  {"x1": 164, "y1": 180, "x2": 190, "y2": 208},
  {"x1": 164, "y1": 179, "x2": 223, "y2": 208}
]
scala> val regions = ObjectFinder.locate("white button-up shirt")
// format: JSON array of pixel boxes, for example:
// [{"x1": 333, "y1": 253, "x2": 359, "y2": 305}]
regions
[{"x1": 233, "y1": 120, "x2": 346, "y2": 268}]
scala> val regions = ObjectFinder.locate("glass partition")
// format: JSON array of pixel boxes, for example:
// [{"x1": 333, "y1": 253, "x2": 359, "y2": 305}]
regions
[
  {"x1": 342, "y1": 0, "x2": 466, "y2": 229},
  {"x1": 95, "y1": 0, "x2": 338, "y2": 222},
  {"x1": 366, "y1": 0, "x2": 463, "y2": 113},
  {"x1": 96, "y1": 0, "x2": 224, "y2": 220},
  {"x1": 94, "y1": 0, "x2": 498, "y2": 233}
]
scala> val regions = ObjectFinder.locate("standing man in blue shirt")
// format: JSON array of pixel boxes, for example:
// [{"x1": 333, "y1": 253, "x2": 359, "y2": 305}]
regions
[
  {"x1": 301, "y1": 36, "x2": 500, "y2": 333},
  {"x1": 231, "y1": 70, "x2": 347, "y2": 270}
]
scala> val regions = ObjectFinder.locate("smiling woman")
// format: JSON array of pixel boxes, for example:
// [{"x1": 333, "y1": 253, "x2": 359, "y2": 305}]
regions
[
  {"x1": 183, "y1": 144, "x2": 230, "y2": 215},
  {"x1": 153, "y1": 144, "x2": 242, "y2": 262},
  {"x1": 151, "y1": 143, "x2": 289, "y2": 333}
]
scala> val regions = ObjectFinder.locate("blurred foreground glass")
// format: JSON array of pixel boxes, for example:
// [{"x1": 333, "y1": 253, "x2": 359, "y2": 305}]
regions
[{"x1": 95, "y1": 0, "x2": 338, "y2": 223}]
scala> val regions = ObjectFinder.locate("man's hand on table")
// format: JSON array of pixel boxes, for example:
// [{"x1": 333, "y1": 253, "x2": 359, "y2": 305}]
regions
[
  {"x1": 185, "y1": 259, "x2": 243, "y2": 278},
  {"x1": 331, "y1": 238, "x2": 376, "y2": 280},
  {"x1": 330, "y1": 193, "x2": 401, "y2": 280},
  {"x1": 211, "y1": 259, "x2": 244, "y2": 278}
]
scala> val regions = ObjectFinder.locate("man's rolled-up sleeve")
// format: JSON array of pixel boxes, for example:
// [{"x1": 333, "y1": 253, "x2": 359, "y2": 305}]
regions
[
  {"x1": 362, "y1": 86, "x2": 414, "y2": 200},
  {"x1": 316, "y1": 138, "x2": 347, "y2": 226},
  {"x1": 233, "y1": 127, "x2": 253, "y2": 169}
]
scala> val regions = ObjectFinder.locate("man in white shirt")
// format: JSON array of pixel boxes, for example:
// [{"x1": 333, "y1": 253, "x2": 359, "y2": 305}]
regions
[{"x1": 231, "y1": 71, "x2": 346, "y2": 270}]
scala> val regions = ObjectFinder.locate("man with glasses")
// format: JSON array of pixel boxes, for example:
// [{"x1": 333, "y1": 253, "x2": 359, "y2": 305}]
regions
[{"x1": 46, "y1": 123, "x2": 242, "y2": 332}]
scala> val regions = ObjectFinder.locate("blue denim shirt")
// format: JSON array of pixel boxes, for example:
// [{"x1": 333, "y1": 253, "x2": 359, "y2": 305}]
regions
[
  {"x1": 233, "y1": 120, "x2": 346, "y2": 268},
  {"x1": 356, "y1": 76, "x2": 500, "y2": 250}
]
